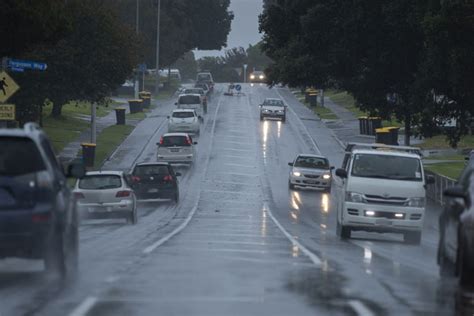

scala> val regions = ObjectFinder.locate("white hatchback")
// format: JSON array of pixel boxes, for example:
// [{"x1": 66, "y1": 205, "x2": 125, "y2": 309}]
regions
[
  {"x1": 168, "y1": 109, "x2": 200, "y2": 135},
  {"x1": 176, "y1": 94, "x2": 204, "y2": 118},
  {"x1": 157, "y1": 133, "x2": 197, "y2": 165}
]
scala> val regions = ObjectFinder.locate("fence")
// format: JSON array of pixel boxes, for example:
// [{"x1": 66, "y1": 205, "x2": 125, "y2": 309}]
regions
[{"x1": 425, "y1": 170, "x2": 457, "y2": 205}]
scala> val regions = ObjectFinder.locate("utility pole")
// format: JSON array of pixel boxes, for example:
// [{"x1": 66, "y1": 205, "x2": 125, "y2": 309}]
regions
[
  {"x1": 134, "y1": 0, "x2": 140, "y2": 99},
  {"x1": 154, "y1": 0, "x2": 161, "y2": 96},
  {"x1": 91, "y1": 102, "x2": 96, "y2": 143},
  {"x1": 243, "y1": 64, "x2": 248, "y2": 83}
]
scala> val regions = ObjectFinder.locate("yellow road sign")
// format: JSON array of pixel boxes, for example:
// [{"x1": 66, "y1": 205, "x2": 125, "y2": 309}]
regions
[
  {"x1": 0, "y1": 71, "x2": 20, "y2": 103},
  {"x1": 0, "y1": 104, "x2": 16, "y2": 121}
]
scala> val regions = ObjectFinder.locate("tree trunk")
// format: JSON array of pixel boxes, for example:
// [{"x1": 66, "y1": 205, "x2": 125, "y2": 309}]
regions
[
  {"x1": 404, "y1": 113, "x2": 411, "y2": 146},
  {"x1": 51, "y1": 103, "x2": 62, "y2": 118}
]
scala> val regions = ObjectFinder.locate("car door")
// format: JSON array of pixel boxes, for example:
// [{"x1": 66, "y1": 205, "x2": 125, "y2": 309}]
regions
[{"x1": 336, "y1": 153, "x2": 352, "y2": 222}]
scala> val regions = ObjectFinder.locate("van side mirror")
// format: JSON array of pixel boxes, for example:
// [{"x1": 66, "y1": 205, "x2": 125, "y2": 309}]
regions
[
  {"x1": 330, "y1": 166, "x2": 335, "y2": 170},
  {"x1": 66, "y1": 162, "x2": 86, "y2": 179},
  {"x1": 335, "y1": 168, "x2": 348, "y2": 178},
  {"x1": 426, "y1": 175, "x2": 435, "y2": 185},
  {"x1": 444, "y1": 186, "x2": 467, "y2": 200},
  {"x1": 288, "y1": 162, "x2": 294, "y2": 166}
]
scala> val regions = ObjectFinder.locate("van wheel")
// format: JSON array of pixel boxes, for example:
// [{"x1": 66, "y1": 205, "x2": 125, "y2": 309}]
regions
[
  {"x1": 404, "y1": 231, "x2": 421, "y2": 245},
  {"x1": 45, "y1": 231, "x2": 66, "y2": 277},
  {"x1": 324, "y1": 186, "x2": 332, "y2": 194},
  {"x1": 282, "y1": 116, "x2": 286, "y2": 123},
  {"x1": 337, "y1": 221, "x2": 351, "y2": 239},
  {"x1": 173, "y1": 191, "x2": 180, "y2": 204},
  {"x1": 439, "y1": 249, "x2": 455, "y2": 277},
  {"x1": 459, "y1": 237, "x2": 474, "y2": 288}
]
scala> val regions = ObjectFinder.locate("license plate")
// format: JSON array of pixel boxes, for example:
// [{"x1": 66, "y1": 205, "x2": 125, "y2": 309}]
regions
[
  {"x1": 304, "y1": 180, "x2": 318, "y2": 184},
  {"x1": 148, "y1": 188, "x2": 159, "y2": 193},
  {"x1": 170, "y1": 148, "x2": 180, "y2": 152},
  {"x1": 375, "y1": 219, "x2": 392, "y2": 226},
  {"x1": 88, "y1": 206, "x2": 112, "y2": 213}
]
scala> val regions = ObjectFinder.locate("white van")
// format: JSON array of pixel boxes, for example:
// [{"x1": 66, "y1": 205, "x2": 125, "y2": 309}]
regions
[
  {"x1": 334, "y1": 143, "x2": 434, "y2": 244},
  {"x1": 175, "y1": 94, "x2": 204, "y2": 118}
]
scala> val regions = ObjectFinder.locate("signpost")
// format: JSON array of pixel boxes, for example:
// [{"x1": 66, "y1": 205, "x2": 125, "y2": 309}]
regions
[
  {"x1": 0, "y1": 71, "x2": 20, "y2": 103},
  {"x1": 0, "y1": 104, "x2": 15, "y2": 121},
  {"x1": 8, "y1": 59, "x2": 48, "y2": 71}
]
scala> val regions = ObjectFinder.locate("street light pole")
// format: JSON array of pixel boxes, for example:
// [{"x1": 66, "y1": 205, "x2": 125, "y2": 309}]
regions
[
  {"x1": 134, "y1": 0, "x2": 140, "y2": 99},
  {"x1": 154, "y1": 0, "x2": 161, "y2": 96}
]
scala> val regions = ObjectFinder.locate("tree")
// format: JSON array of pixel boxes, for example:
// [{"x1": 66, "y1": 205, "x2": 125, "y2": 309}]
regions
[
  {"x1": 246, "y1": 42, "x2": 272, "y2": 72},
  {"x1": 172, "y1": 51, "x2": 198, "y2": 81}
]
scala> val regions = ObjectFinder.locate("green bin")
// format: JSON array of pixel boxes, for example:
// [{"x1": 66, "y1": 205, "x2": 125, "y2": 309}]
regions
[
  {"x1": 81, "y1": 143, "x2": 96, "y2": 168},
  {"x1": 128, "y1": 99, "x2": 143, "y2": 114},
  {"x1": 115, "y1": 108, "x2": 126, "y2": 125}
]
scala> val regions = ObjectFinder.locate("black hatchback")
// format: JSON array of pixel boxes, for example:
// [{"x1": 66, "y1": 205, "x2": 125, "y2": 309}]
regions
[{"x1": 130, "y1": 162, "x2": 181, "y2": 202}]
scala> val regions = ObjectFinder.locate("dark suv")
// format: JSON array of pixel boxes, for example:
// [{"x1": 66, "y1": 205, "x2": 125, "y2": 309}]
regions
[
  {"x1": 438, "y1": 153, "x2": 474, "y2": 289},
  {"x1": 0, "y1": 123, "x2": 85, "y2": 276},
  {"x1": 130, "y1": 162, "x2": 181, "y2": 202}
]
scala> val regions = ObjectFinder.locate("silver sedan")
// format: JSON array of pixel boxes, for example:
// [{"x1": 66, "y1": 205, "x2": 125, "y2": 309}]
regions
[{"x1": 288, "y1": 154, "x2": 334, "y2": 192}]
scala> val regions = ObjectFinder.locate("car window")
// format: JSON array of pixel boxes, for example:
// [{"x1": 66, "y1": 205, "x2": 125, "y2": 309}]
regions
[
  {"x1": 161, "y1": 136, "x2": 191, "y2": 147},
  {"x1": 184, "y1": 89, "x2": 204, "y2": 95},
  {"x1": 263, "y1": 99, "x2": 284, "y2": 107},
  {"x1": 172, "y1": 111, "x2": 195, "y2": 118},
  {"x1": 179, "y1": 95, "x2": 201, "y2": 104},
  {"x1": 0, "y1": 137, "x2": 46, "y2": 176},
  {"x1": 79, "y1": 175, "x2": 122, "y2": 190},
  {"x1": 351, "y1": 154, "x2": 422, "y2": 181},
  {"x1": 40, "y1": 137, "x2": 64, "y2": 178},
  {"x1": 133, "y1": 165, "x2": 170, "y2": 176},
  {"x1": 294, "y1": 156, "x2": 329, "y2": 169}
]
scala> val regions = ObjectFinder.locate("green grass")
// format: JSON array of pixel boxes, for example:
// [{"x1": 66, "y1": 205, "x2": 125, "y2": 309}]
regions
[
  {"x1": 313, "y1": 105, "x2": 338, "y2": 120},
  {"x1": 419, "y1": 135, "x2": 474, "y2": 150},
  {"x1": 425, "y1": 154, "x2": 466, "y2": 161},
  {"x1": 126, "y1": 111, "x2": 147, "y2": 120},
  {"x1": 425, "y1": 162, "x2": 466, "y2": 180},
  {"x1": 43, "y1": 115, "x2": 89, "y2": 153},
  {"x1": 93, "y1": 125, "x2": 134, "y2": 169},
  {"x1": 43, "y1": 101, "x2": 111, "y2": 118}
]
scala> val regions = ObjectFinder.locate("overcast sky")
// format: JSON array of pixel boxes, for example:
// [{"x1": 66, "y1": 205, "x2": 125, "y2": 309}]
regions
[{"x1": 194, "y1": 0, "x2": 264, "y2": 59}]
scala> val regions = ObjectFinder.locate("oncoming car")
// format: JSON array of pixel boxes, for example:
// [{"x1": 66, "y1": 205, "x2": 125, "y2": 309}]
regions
[
  {"x1": 259, "y1": 98, "x2": 287, "y2": 122},
  {"x1": 288, "y1": 155, "x2": 334, "y2": 192},
  {"x1": 250, "y1": 70, "x2": 266, "y2": 83},
  {"x1": 168, "y1": 109, "x2": 200, "y2": 135}
]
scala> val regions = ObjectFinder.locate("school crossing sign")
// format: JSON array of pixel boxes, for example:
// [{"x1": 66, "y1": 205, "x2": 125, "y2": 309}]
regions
[{"x1": 0, "y1": 71, "x2": 20, "y2": 103}]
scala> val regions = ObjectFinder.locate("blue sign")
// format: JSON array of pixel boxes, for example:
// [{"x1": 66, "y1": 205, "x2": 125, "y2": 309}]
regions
[
  {"x1": 8, "y1": 59, "x2": 48, "y2": 71},
  {"x1": 10, "y1": 67, "x2": 25, "y2": 73},
  {"x1": 138, "y1": 63, "x2": 147, "y2": 72},
  {"x1": 235, "y1": 84, "x2": 242, "y2": 91}
]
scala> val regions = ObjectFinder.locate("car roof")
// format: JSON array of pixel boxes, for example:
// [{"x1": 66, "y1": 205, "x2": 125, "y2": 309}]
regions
[
  {"x1": 162, "y1": 132, "x2": 190, "y2": 137},
  {"x1": 185, "y1": 88, "x2": 204, "y2": 91},
  {"x1": 172, "y1": 109, "x2": 195, "y2": 112},
  {"x1": 352, "y1": 149, "x2": 421, "y2": 159},
  {"x1": 135, "y1": 162, "x2": 170, "y2": 167},
  {"x1": 252, "y1": 71, "x2": 264, "y2": 74},
  {"x1": 296, "y1": 154, "x2": 328, "y2": 159},
  {"x1": 264, "y1": 98, "x2": 283, "y2": 101},
  {"x1": 0, "y1": 123, "x2": 45, "y2": 140},
  {"x1": 85, "y1": 170, "x2": 124, "y2": 176},
  {"x1": 178, "y1": 93, "x2": 201, "y2": 97}
]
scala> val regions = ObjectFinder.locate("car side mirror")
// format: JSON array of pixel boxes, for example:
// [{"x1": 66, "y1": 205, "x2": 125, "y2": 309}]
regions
[
  {"x1": 444, "y1": 186, "x2": 467, "y2": 201},
  {"x1": 66, "y1": 162, "x2": 86, "y2": 179},
  {"x1": 426, "y1": 175, "x2": 435, "y2": 185},
  {"x1": 175, "y1": 172, "x2": 182, "y2": 177},
  {"x1": 193, "y1": 142, "x2": 198, "y2": 145},
  {"x1": 288, "y1": 162, "x2": 294, "y2": 166},
  {"x1": 335, "y1": 168, "x2": 348, "y2": 178},
  {"x1": 330, "y1": 166, "x2": 335, "y2": 170}
]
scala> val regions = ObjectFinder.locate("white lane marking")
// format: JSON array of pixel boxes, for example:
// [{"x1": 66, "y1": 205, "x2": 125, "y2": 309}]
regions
[
  {"x1": 68, "y1": 296, "x2": 98, "y2": 316},
  {"x1": 220, "y1": 147, "x2": 255, "y2": 153},
  {"x1": 223, "y1": 162, "x2": 257, "y2": 168},
  {"x1": 211, "y1": 171, "x2": 259, "y2": 177},
  {"x1": 348, "y1": 300, "x2": 375, "y2": 316},
  {"x1": 263, "y1": 203, "x2": 321, "y2": 266},
  {"x1": 275, "y1": 88, "x2": 321, "y2": 155},
  {"x1": 203, "y1": 179, "x2": 258, "y2": 186},
  {"x1": 142, "y1": 93, "x2": 224, "y2": 254},
  {"x1": 201, "y1": 189, "x2": 260, "y2": 196}
]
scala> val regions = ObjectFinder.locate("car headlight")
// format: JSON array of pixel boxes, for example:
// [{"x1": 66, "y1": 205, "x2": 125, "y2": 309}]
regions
[
  {"x1": 259, "y1": 75, "x2": 265, "y2": 79},
  {"x1": 250, "y1": 75, "x2": 255, "y2": 79},
  {"x1": 292, "y1": 171, "x2": 301, "y2": 177},
  {"x1": 345, "y1": 191, "x2": 365, "y2": 203},
  {"x1": 406, "y1": 197, "x2": 425, "y2": 207},
  {"x1": 322, "y1": 174, "x2": 331, "y2": 180}
]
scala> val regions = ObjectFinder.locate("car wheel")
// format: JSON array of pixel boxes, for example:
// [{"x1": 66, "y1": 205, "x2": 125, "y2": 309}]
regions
[
  {"x1": 260, "y1": 116, "x2": 264, "y2": 121},
  {"x1": 173, "y1": 190, "x2": 180, "y2": 204},
  {"x1": 439, "y1": 248, "x2": 456, "y2": 277},
  {"x1": 288, "y1": 181, "x2": 295, "y2": 190},
  {"x1": 459, "y1": 236, "x2": 474, "y2": 288},
  {"x1": 337, "y1": 221, "x2": 351, "y2": 239},
  {"x1": 404, "y1": 231, "x2": 422, "y2": 245},
  {"x1": 324, "y1": 186, "x2": 332, "y2": 194},
  {"x1": 282, "y1": 116, "x2": 286, "y2": 123},
  {"x1": 44, "y1": 230, "x2": 66, "y2": 277}
]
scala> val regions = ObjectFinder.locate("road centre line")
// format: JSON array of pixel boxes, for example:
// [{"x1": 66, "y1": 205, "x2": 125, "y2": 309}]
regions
[
  {"x1": 223, "y1": 162, "x2": 257, "y2": 168},
  {"x1": 68, "y1": 296, "x2": 98, "y2": 316},
  {"x1": 348, "y1": 300, "x2": 376, "y2": 316}
]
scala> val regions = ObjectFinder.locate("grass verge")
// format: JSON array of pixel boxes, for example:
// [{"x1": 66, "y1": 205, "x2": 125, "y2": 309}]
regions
[
  {"x1": 93, "y1": 125, "x2": 134, "y2": 169},
  {"x1": 127, "y1": 111, "x2": 147, "y2": 120},
  {"x1": 44, "y1": 101, "x2": 111, "y2": 118},
  {"x1": 419, "y1": 135, "x2": 474, "y2": 150},
  {"x1": 293, "y1": 90, "x2": 338, "y2": 119},
  {"x1": 425, "y1": 162, "x2": 466, "y2": 180},
  {"x1": 43, "y1": 115, "x2": 89, "y2": 153}
]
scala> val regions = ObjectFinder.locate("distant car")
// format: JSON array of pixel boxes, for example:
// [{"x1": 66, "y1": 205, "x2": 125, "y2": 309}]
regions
[
  {"x1": 130, "y1": 162, "x2": 181, "y2": 203},
  {"x1": 259, "y1": 98, "x2": 287, "y2": 122},
  {"x1": 157, "y1": 133, "x2": 197, "y2": 165},
  {"x1": 183, "y1": 87, "x2": 208, "y2": 113},
  {"x1": 196, "y1": 72, "x2": 214, "y2": 91},
  {"x1": 250, "y1": 71, "x2": 266, "y2": 83},
  {"x1": 194, "y1": 83, "x2": 210, "y2": 96},
  {"x1": 438, "y1": 160, "x2": 474, "y2": 288},
  {"x1": 74, "y1": 171, "x2": 137, "y2": 224},
  {"x1": 176, "y1": 94, "x2": 204, "y2": 118},
  {"x1": 0, "y1": 123, "x2": 85, "y2": 276},
  {"x1": 168, "y1": 109, "x2": 200, "y2": 135},
  {"x1": 288, "y1": 154, "x2": 334, "y2": 192}
]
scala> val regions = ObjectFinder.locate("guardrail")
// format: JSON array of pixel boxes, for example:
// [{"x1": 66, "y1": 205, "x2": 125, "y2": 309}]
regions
[{"x1": 425, "y1": 170, "x2": 456, "y2": 205}]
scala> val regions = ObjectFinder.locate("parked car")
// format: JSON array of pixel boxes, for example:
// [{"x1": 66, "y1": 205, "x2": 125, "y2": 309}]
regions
[
  {"x1": 176, "y1": 94, "x2": 204, "y2": 118},
  {"x1": 259, "y1": 98, "x2": 287, "y2": 122},
  {"x1": 130, "y1": 162, "x2": 181, "y2": 203},
  {"x1": 0, "y1": 123, "x2": 85, "y2": 276},
  {"x1": 438, "y1": 159, "x2": 474, "y2": 288},
  {"x1": 250, "y1": 70, "x2": 266, "y2": 83},
  {"x1": 168, "y1": 109, "x2": 200, "y2": 135},
  {"x1": 334, "y1": 143, "x2": 434, "y2": 244},
  {"x1": 157, "y1": 133, "x2": 198, "y2": 165},
  {"x1": 74, "y1": 171, "x2": 137, "y2": 224},
  {"x1": 288, "y1": 154, "x2": 334, "y2": 192}
]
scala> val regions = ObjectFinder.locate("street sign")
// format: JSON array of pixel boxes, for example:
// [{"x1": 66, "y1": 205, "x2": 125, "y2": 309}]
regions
[
  {"x1": 8, "y1": 59, "x2": 48, "y2": 71},
  {"x1": 0, "y1": 104, "x2": 16, "y2": 121},
  {"x1": 235, "y1": 84, "x2": 242, "y2": 91},
  {"x1": 0, "y1": 71, "x2": 20, "y2": 103}
]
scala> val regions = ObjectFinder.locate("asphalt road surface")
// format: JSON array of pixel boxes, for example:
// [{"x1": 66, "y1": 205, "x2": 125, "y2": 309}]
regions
[{"x1": 0, "y1": 84, "x2": 468, "y2": 316}]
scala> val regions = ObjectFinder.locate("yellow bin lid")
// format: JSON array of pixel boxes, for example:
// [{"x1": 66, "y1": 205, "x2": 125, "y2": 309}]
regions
[{"x1": 81, "y1": 143, "x2": 97, "y2": 147}]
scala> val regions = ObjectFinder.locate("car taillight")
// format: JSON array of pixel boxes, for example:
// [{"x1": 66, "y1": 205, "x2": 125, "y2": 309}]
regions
[
  {"x1": 116, "y1": 191, "x2": 131, "y2": 198},
  {"x1": 74, "y1": 192, "x2": 85, "y2": 199},
  {"x1": 185, "y1": 137, "x2": 192, "y2": 145},
  {"x1": 159, "y1": 137, "x2": 164, "y2": 145},
  {"x1": 163, "y1": 175, "x2": 173, "y2": 182},
  {"x1": 132, "y1": 176, "x2": 141, "y2": 182},
  {"x1": 32, "y1": 213, "x2": 51, "y2": 222}
]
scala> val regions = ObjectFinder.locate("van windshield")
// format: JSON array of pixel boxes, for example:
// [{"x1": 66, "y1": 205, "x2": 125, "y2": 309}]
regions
[
  {"x1": 351, "y1": 154, "x2": 422, "y2": 181},
  {"x1": 179, "y1": 95, "x2": 201, "y2": 104}
]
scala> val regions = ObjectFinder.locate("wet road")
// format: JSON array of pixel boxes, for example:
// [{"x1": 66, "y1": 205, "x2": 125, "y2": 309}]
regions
[{"x1": 0, "y1": 84, "x2": 467, "y2": 315}]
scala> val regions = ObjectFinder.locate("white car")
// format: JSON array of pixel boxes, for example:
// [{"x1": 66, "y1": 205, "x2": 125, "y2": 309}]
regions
[
  {"x1": 288, "y1": 154, "x2": 333, "y2": 192},
  {"x1": 259, "y1": 98, "x2": 287, "y2": 122},
  {"x1": 334, "y1": 143, "x2": 434, "y2": 244},
  {"x1": 73, "y1": 171, "x2": 137, "y2": 224},
  {"x1": 176, "y1": 94, "x2": 204, "y2": 118},
  {"x1": 157, "y1": 133, "x2": 197, "y2": 165},
  {"x1": 168, "y1": 109, "x2": 200, "y2": 135}
]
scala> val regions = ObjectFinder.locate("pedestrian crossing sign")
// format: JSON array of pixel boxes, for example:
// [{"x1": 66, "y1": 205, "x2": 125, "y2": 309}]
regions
[{"x1": 0, "y1": 71, "x2": 20, "y2": 103}]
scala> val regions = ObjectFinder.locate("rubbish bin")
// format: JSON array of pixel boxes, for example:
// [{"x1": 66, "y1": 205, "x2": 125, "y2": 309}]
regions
[
  {"x1": 305, "y1": 88, "x2": 317, "y2": 103},
  {"x1": 369, "y1": 117, "x2": 382, "y2": 135},
  {"x1": 115, "y1": 107, "x2": 126, "y2": 125},
  {"x1": 386, "y1": 127, "x2": 400, "y2": 145},
  {"x1": 308, "y1": 93, "x2": 318, "y2": 107},
  {"x1": 128, "y1": 99, "x2": 143, "y2": 114},
  {"x1": 139, "y1": 91, "x2": 152, "y2": 109},
  {"x1": 358, "y1": 117, "x2": 368, "y2": 135},
  {"x1": 81, "y1": 143, "x2": 96, "y2": 168},
  {"x1": 375, "y1": 128, "x2": 391, "y2": 145}
]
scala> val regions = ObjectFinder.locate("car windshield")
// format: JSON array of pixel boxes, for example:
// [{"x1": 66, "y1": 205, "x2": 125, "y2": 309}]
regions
[
  {"x1": 351, "y1": 154, "x2": 422, "y2": 181},
  {"x1": 179, "y1": 95, "x2": 201, "y2": 104},
  {"x1": 79, "y1": 175, "x2": 122, "y2": 190},
  {"x1": 0, "y1": 137, "x2": 45, "y2": 176},
  {"x1": 194, "y1": 84, "x2": 208, "y2": 91},
  {"x1": 184, "y1": 89, "x2": 204, "y2": 95},
  {"x1": 197, "y1": 74, "x2": 211, "y2": 81},
  {"x1": 172, "y1": 111, "x2": 195, "y2": 118},
  {"x1": 161, "y1": 136, "x2": 191, "y2": 147},
  {"x1": 133, "y1": 165, "x2": 170, "y2": 176},
  {"x1": 294, "y1": 156, "x2": 329, "y2": 169},
  {"x1": 263, "y1": 99, "x2": 284, "y2": 107}
]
